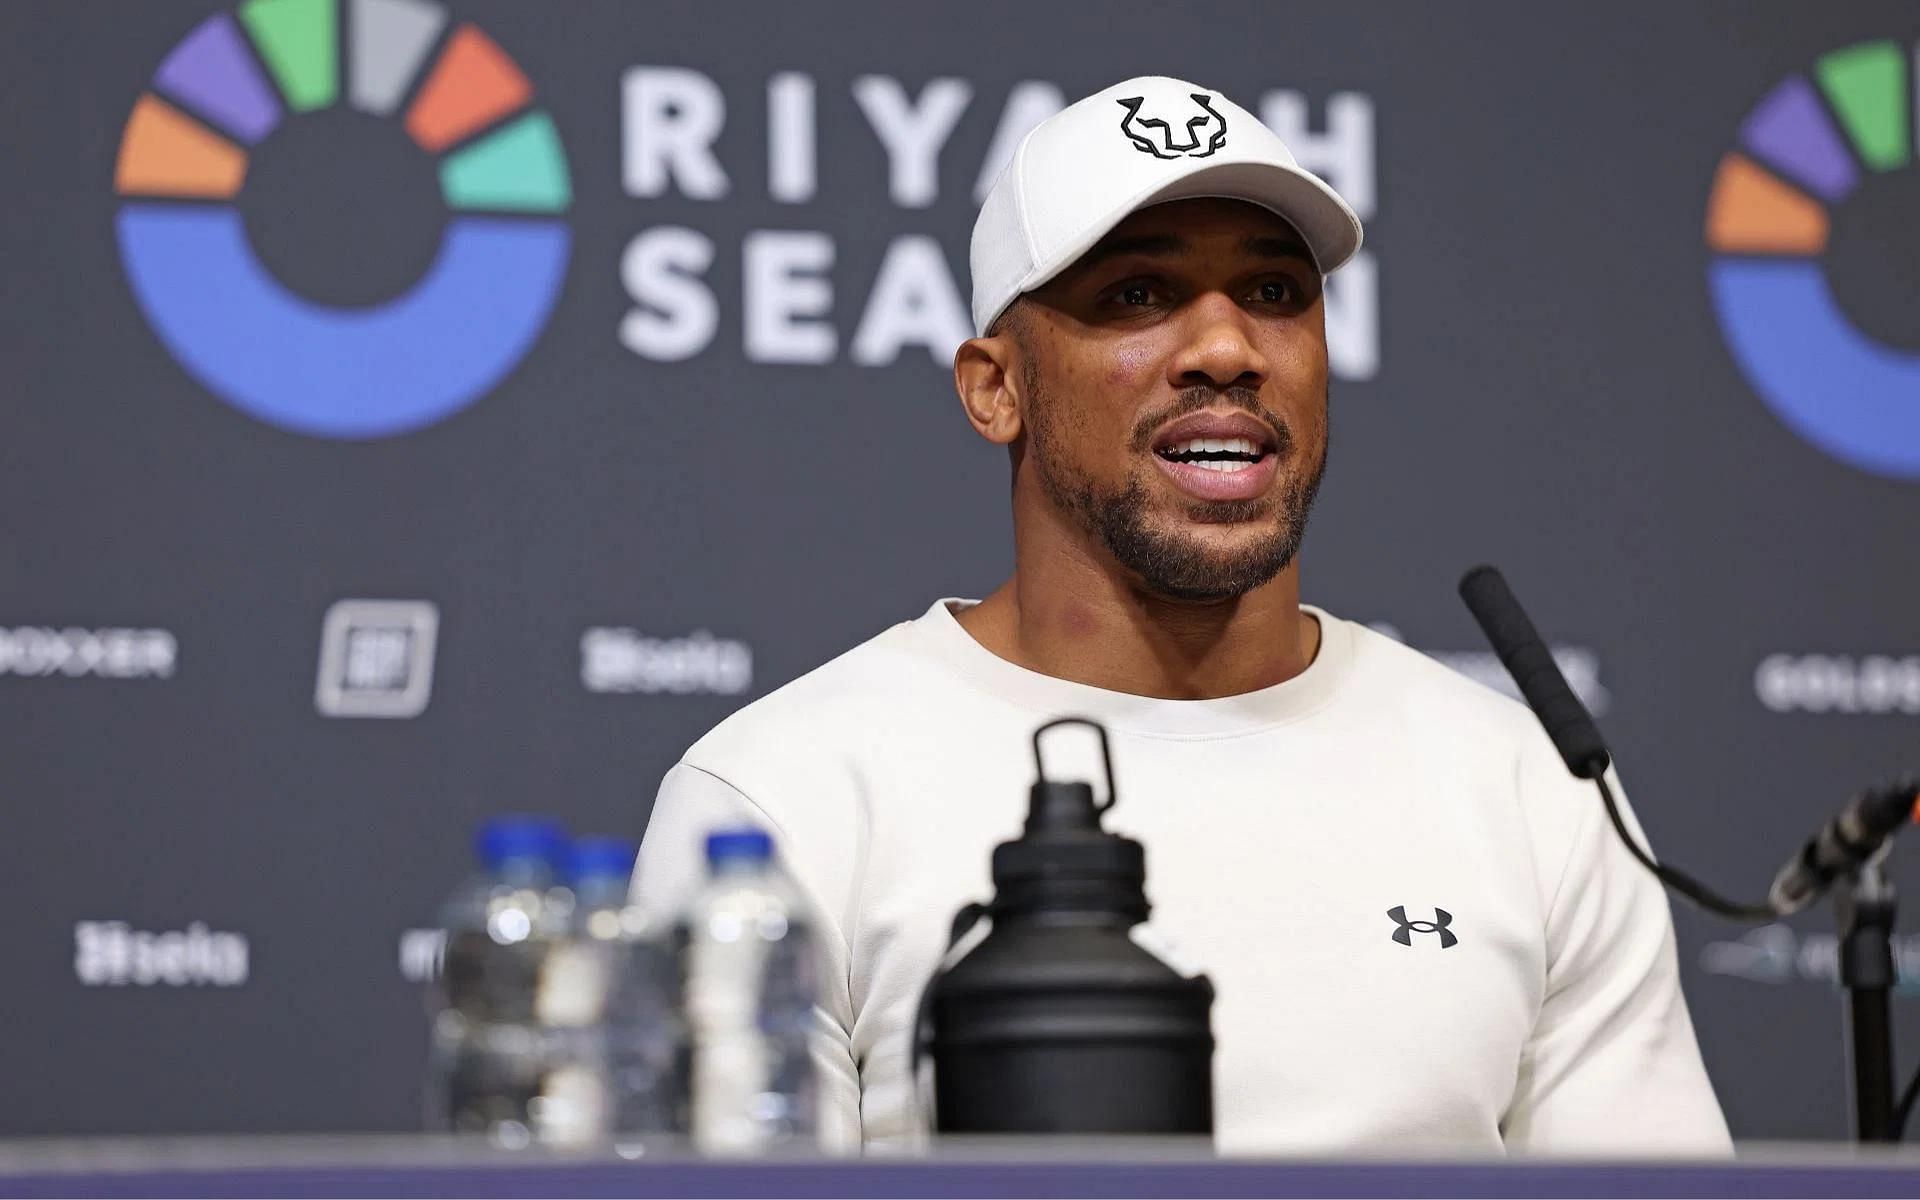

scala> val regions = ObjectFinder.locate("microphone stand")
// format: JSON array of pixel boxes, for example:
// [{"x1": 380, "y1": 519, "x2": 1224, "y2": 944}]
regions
[
  {"x1": 1459, "y1": 564, "x2": 1920, "y2": 1144},
  {"x1": 1837, "y1": 857, "x2": 1898, "y2": 1142}
]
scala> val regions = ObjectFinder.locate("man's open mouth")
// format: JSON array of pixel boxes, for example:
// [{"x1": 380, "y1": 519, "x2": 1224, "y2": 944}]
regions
[
  {"x1": 1146, "y1": 410, "x2": 1285, "y2": 501},
  {"x1": 1155, "y1": 437, "x2": 1270, "y2": 473}
]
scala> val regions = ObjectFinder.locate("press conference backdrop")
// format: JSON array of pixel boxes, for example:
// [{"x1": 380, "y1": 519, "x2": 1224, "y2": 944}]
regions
[{"x1": 3, "y1": 0, "x2": 1919, "y2": 1142}]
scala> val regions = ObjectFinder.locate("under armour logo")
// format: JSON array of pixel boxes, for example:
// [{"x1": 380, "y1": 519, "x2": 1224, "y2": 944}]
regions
[
  {"x1": 1388, "y1": 906, "x2": 1457, "y2": 949},
  {"x1": 1116, "y1": 94, "x2": 1228, "y2": 160}
]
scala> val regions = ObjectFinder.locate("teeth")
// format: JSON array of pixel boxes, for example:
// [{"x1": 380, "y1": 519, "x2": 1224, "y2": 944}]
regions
[{"x1": 1167, "y1": 436, "x2": 1259, "y2": 456}]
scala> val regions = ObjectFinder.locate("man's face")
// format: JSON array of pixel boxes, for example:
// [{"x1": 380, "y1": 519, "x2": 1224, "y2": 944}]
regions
[{"x1": 1010, "y1": 197, "x2": 1330, "y2": 602}]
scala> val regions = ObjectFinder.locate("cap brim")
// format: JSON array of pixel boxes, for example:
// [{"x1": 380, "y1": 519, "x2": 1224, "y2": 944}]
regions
[{"x1": 1008, "y1": 158, "x2": 1363, "y2": 320}]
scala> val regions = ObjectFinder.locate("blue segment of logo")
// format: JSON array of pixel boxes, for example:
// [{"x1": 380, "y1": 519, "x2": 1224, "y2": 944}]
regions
[
  {"x1": 117, "y1": 204, "x2": 570, "y2": 439},
  {"x1": 1710, "y1": 258, "x2": 1920, "y2": 479}
]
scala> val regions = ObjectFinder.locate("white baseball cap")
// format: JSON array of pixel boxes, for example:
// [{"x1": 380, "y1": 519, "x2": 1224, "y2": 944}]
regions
[{"x1": 970, "y1": 75, "x2": 1365, "y2": 337}]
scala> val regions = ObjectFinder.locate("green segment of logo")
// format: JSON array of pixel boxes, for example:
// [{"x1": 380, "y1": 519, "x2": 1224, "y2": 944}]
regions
[
  {"x1": 241, "y1": 0, "x2": 338, "y2": 113},
  {"x1": 1816, "y1": 41, "x2": 1909, "y2": 172}
]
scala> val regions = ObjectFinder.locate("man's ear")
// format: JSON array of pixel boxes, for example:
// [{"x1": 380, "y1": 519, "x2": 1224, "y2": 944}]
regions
[{"x1": 954, "y1": 333, "x2": 1024, "y2": 447}]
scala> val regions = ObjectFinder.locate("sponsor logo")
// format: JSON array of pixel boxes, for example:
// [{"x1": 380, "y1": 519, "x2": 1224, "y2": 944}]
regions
[
  {"x1": 74, "y1": 920, "x2": 249, "y2": 987},
  {"x1": 0, "y1": 627, "x2": 177, "y2": 679},
  {"x1": 316, "y1": 599, "x2": 439, "y2": 718},
  {"x1": 114, "y1": 0, "x2": 571, "y2": 439},
  {"x1": 118, "y1": 30, "x2": 1380, "y2": 410},
  {"x1": 1702, "y1": 923, "x2": 1920, "y2": 991},
  {"x1": 581, "y1": 627, "x2": 752, "y2": 696},
  {"x1": 1116, "y1": 92, "x2": 1228, "y2": 160},
  {"x1": 1706, "y1": 38, "x2": 1920, "y2": 478},
  {"x1": 1755, "y1": 652, "x2": 1920, "y2": 715},
  {"x1": 618, "y1": 72, "x2": 1381, "y2": 380},
  {"x1": 1367, "y1": 622, "x2": 1611, "y2": 716},
  {"x1": 1387, "y1": 905, "x2": 1458, "y2": 949}
]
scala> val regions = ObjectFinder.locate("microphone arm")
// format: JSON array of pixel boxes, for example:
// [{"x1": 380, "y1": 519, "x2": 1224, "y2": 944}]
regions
[
  {"x1": 1458, "y1": 565, "x2": 1777, "y2": 921},
  {"x1": 1458, "y1": 565, "x2": 1920, "y2": 1143}
]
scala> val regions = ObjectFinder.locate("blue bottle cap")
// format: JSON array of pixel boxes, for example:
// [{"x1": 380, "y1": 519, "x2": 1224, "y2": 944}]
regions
[
  {"x1": 568, "y1": 835, "x2": 639, "y2": 883},
  {"x1": 475, "y1": 815, "x2": 567, "y2": 870},
  {"x1": 705, "y1": 827, "x2": 773, "y2": 865}
]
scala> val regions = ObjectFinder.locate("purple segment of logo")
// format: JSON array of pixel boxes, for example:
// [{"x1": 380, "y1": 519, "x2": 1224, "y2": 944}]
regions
[
  {"x1": 1737, "y1": 75, "x2": 1858, "y2": 203},
  {"x1": 153, "y1": 12, "x2": 282, "y2": 144}
]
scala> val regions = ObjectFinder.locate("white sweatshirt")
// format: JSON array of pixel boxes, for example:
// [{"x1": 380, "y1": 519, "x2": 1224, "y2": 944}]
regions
[{"x1": 634, "y1": 600, "x2": 1731, "y2": 1155}]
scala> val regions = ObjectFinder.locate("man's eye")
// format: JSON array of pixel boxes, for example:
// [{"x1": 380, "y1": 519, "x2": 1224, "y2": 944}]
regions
[
  {"x1": 1118, "y1": 284, "x2": 1155, "y2": 306},
  {"x1": 1255, "y1": 280, "x2": 1296, "y2": 304}
]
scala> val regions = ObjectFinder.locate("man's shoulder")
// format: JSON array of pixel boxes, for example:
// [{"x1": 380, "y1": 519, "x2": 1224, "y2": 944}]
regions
[
  {"x1": 678, "y1": 608, "x2": 941, "y2": 784},
  {"x1": 1333, "y1": 613, "x2": 1543, "y2": 743}
]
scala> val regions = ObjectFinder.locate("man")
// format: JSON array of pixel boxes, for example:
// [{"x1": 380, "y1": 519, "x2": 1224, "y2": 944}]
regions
[{"x1": 635, "y1": 76, "x2": 1729, "y2": 1154}]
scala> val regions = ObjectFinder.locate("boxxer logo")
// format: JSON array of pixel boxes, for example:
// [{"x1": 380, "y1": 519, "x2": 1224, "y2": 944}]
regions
[
  {"x1": 1116, "y1": 93, "x2": 1227, "y2": 159},
  {"x1": 1388, "y1": 906, "x2": 1458, "y2": 949}
]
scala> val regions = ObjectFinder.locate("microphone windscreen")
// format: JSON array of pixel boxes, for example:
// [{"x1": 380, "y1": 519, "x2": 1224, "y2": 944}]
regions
[{"x1": 1459, "y1": 565, "x2": 1612, "y2": 779}]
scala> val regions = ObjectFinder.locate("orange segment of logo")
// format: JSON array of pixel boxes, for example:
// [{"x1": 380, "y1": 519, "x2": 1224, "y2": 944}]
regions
[
  {"x1": 114, "y1": 95, "x2": 247, "y2": 199},
  {"x1": 1706, "y1": 152, "x2": 1829, "y2": 255},
  {"x1": 404, "y1": 25, "x2": 533, "y2": 153}
]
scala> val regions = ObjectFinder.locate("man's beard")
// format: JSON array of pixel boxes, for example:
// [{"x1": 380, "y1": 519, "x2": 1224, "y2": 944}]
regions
[{"x1": 1026, "y1": 367, "x2": 1327, "y2": 603}]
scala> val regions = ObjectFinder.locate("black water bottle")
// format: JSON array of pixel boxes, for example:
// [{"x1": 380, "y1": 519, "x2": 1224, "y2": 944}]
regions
[{"x1": 922, "y1": 717, "x2": 1215, "y2": 1135}]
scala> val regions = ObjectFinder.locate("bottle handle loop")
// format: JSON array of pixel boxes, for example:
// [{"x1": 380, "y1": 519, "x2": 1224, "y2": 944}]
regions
[{"x1": 1032, "y1": 716, "x2": 1118, "y2": 814}]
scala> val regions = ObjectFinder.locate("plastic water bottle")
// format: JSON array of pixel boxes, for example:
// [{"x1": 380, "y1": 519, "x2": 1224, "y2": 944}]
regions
[
  {"x1": 560, "y1": 836, "x2": 682, "y2": 1144},
  {"x1": 427, "y1": 815, "x2": 570, "y2": 1147},
  {"x1": 679, "y1": 828, "x2": 818, "y2": 1153}
]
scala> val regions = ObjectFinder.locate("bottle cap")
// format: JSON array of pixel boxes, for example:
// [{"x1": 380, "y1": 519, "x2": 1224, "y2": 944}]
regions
[
  {"x1": 568, "y1": 835, "x2": 639, "y2": 883},
  {"x1": 991, "y1": 718, "x2": 1149, "y2": 922},
  {"x1": 474, "y1": 815, "x2": 567, "y2": 870},
  {"x1": 706, "y1": 827, "x2": 774, "y2": 865}
]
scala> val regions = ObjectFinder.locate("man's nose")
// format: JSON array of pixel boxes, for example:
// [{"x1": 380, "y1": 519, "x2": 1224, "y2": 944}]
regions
[{"x1": 1168, "y1": 293, "x2": 1268, "y2": 390}]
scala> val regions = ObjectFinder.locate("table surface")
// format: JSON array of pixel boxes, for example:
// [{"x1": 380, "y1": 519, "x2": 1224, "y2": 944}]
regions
[{"x1": 8, "y1": 1136, "x2": 1920, "y2": 1198}]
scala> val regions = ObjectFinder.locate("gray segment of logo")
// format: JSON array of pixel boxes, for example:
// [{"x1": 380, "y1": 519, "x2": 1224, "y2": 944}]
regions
[
  {"x1": 315, "y1": 599, "x2": 438, "y2": 718},
  {"x1": 349, "y1": 0, "x2": 448, "y2": 117}
]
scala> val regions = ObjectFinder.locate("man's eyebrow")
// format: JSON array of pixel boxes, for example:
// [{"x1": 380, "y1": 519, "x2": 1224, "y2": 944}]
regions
[
  {"x1": 1073, "y1": 232, "x2": 1318, "y2": 275},
  {"x1": 1075, "y1": 233, "x2": 1186, "y2": 272},
  {"x1": 1244, "y1": 234, "x2": 1314, "y2": 262}
]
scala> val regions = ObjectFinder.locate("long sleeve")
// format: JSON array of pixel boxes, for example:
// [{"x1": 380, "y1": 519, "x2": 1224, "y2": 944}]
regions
[
  {"x1": 1501, "y1": 745, "x2": 1732, "y2": 1153},
  {"x1": 633, "y1": 762, "x2": 865, "y2": 1152}
]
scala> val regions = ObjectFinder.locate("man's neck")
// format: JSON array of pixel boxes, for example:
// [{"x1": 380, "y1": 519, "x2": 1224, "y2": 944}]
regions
[{"x1": 954, "y1": 534, "x2": 1319, "y2": 700}]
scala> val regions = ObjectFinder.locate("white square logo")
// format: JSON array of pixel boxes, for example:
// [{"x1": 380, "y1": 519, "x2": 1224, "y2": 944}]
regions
[{"x1": 315, "y1": 600, "x2": 438, "y2": 718}]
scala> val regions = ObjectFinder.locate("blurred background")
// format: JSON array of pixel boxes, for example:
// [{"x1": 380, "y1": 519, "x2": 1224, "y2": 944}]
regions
[{"x1": 2, "y1": 0, "x2": 1918, "y2": 1143}]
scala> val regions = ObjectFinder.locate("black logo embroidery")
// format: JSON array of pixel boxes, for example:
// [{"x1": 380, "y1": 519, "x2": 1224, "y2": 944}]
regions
[
  {"x1": 1388, "y1": 906, "x2": 1457, "y2": 949},
  {"x1": 1116, "y1": 93, "x2": 1228, "y2": 160}
]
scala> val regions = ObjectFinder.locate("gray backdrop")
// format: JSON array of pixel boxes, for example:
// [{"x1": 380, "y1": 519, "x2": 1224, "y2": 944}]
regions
[{"x1": 4, "y1": 0, "x2": 1919, "y2": 1143}]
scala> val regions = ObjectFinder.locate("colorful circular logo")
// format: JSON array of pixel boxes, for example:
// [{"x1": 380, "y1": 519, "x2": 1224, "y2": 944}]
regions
[
  {"x1": 1706, "y1": 39, "x2": 1920, "y2": 478},
  {"x1": 114, "y1": 0, "x2": 571, "y2": 440}
]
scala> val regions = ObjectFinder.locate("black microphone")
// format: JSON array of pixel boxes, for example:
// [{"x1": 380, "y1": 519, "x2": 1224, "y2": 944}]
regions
[
  {"x1": 1457, "y1": 565, "x2": 1775, "y2": 921},
  {"x1": 1458, "y1": 564, "x2": 1610, "y2": 779},
  {"x1": 1769, "y1": 782, "x2": 1920, "y2": 916}
]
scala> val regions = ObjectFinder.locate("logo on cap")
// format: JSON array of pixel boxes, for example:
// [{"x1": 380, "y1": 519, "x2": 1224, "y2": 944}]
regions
[{"x1": 1116, "y1": 93, "x2": 1228, "y2": 160}]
